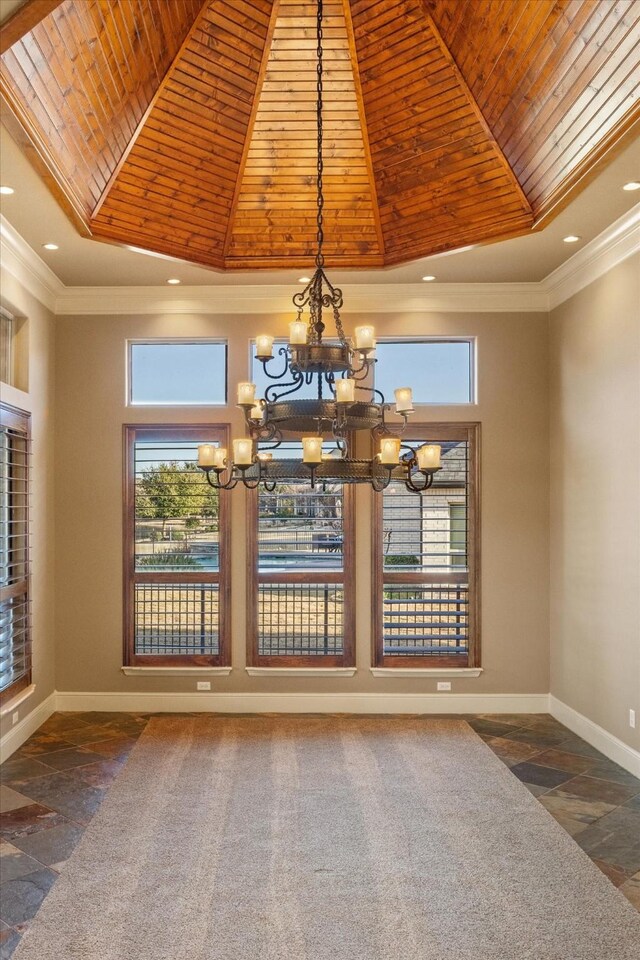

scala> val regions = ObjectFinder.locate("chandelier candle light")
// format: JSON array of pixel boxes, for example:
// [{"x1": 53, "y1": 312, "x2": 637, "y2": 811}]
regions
[{"x1": 198, "y1": 0, "x2": 441, "y2": 494}]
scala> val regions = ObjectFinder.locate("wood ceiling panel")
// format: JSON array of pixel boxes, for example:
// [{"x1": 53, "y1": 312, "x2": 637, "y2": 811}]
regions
[
  {"x1": 225, "y1": 0, "x2": 384, "y2": 267},
  {"x1": 0, "y1": 0, "x2": 204, "y2": 221},
  {"x1": 426, "y1": 0, "x2": 640, "y2": 216},
  {"x1": 1, "y1": 0, "x2": 638, "y2": 268},
  {"x1": 92, "y1": 0, "x2": 275, "y2": 269},
  {"x1": 351, "y1": 0, "x2": 533, "y2": 263}
]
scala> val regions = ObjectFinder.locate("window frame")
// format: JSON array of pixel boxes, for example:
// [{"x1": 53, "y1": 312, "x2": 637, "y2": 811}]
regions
[
  {"x1": 373, "y1": 337, "x2": 476, "y2": 405},
  {"x1": 0, "y1": 402, "x2": 31, "y2": 706},
  {"x1": 123, "y1": 424, "x2": 231, "y2": 667},
  {"x1": 126, "y1": 339, "x2": 228, "y2": 407},
  {"x1": 372, "y1": 422, "x2": 480, "y2": 669},
  {"x1": 0, "y1": 309, "x2": 14, "y2": 387},
  {"x1": 246, "y1": 480, "x2": 356, "y2": 668}
]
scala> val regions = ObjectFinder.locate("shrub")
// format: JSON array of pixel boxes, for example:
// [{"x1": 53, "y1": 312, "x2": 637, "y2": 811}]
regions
[
  {"x1": 384, "y1": 554, "x2": 419, "y2": 566},
  {"x1": 138, "y1": 553, "x2": 199, "y2": 567}
]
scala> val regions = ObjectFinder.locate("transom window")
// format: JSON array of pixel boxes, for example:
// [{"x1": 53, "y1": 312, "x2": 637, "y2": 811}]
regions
[
  {"x1": 374, "y1": 339, "x2": 474, "y2": 404},
  {"x1": 373, "y1": 423, "x2": 480, "y2": 668},
  {"x1": 247, "y1": 442, "x2": 354, "y2": 667},
  {"x1": 124, "y1": 426, "x2": 230, "y2": 666},
  {"x1": 128, "y1": 340, "x2": 227, "y2": 406}
]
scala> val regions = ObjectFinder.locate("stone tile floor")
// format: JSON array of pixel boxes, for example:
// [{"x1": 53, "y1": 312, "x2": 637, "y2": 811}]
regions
[{"x1": 0, "y1": 711, "x2": 638, "y2": 958}]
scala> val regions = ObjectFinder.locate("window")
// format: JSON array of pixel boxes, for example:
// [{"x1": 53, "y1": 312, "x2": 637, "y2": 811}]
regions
[
  {"x1": 123, "y1": 426, "x2": 230, "y2": 666},
  {"x1": 0, "y1": 311, "x2": 13, "y2": 385},
  {"x1": 374, "y1": 340, "x2": 474, "y2": 404},
  {"x1": 0, "y1": 403, "x2": 31, "y2": 704},
  {"x1": 449, "y1": 503, "x2": 467, "y2": 566},
  {"x1": 247, "y1": 443, "x2": 355, "y2": 666},
  {"x1": 373, "y1": 423, "x2": 479, "y2": 668},
  {"x1": 128, "y1": 341, "x2": 227, "y2": 405}
]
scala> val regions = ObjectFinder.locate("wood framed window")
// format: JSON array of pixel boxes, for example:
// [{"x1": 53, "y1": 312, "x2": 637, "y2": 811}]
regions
[
  {"x1": 0, "y1": 403, "x2": 31, "y2": 705},
  {"x1": 247, "y1": 445, "x2": 355, "y2": 667},
  {"x1": 373, "y1": 423, "x2": 480, "y2": 668},
  {"x1": 123, "y1": 425, "x2": 230, "y2": 666}
]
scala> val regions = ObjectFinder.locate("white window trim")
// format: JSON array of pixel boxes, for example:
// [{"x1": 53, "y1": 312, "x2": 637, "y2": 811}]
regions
[
  {"x1": 246, "y1": 667, "x2": 357, "y2": 678},
  {"x1": 0, "y1": 683, "x2": 36, "y2": 717},
  {"x1": 122, "y1": 667, "x2": 232, "y2": 677},
  {"x1": 370, "y1": 668, "x2": 483, "y2": 678}
]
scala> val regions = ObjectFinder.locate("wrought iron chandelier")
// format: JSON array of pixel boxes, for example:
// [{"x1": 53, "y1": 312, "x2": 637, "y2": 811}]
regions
[{"x1": 198, "y1": 0, "x2": 441, "y2": 494}]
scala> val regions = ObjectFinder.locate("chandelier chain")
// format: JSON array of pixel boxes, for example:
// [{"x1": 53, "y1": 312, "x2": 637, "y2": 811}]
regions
[{"x1": 316, "y1": 0, "x2": 324, "y2": 269}]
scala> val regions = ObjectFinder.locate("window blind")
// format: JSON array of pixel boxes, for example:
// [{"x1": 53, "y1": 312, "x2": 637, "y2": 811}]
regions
[{"x1": 0, "y1": 405, "x2": 31, "y2": 700}]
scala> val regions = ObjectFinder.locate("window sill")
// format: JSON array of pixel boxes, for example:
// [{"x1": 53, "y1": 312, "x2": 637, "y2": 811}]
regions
[
  {"x1": 246, "y1": 667, "x2": 357, "y2": 678},
  {"x1": 370, "y1": 668, "x2": 483, "y2": 678},
  {"x1": 0, "y1": 683, "x2": 36, "y2": 717},
  {"x1": 121, "y1": 667, "x2": 232, "y2": 677}
]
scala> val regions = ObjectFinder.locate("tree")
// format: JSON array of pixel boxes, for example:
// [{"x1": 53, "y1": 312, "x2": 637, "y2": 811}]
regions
[{"x1": 136, "y1": 461, "x2": 218, "y2": 537}]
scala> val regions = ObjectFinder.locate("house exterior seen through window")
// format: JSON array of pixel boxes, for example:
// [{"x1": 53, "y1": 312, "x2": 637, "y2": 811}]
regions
[{"x1": 373, "y1": 424, "x2": 479, "y2": 668}]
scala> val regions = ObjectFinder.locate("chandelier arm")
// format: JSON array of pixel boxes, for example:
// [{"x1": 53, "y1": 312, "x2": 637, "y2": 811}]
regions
[
  {"x1": 259, "y1": 347, "x2": 290, "y2": 381},
  {"x1": 202, "y1": 467, "x2": 239, "y2": 491},
  {"x1": 371, "y1": 458, "x2": 393, "y2": 492},
  {"x1": 264, "y1": 371, "x2": 305, "y2": 403},
  {"x1": 249, "y1": 421, "x2": 282, "y2": 444},
  {"x1": 404, "y1": 469, "x2": 435, "y2": 494},
  {"x1": 371, "y1": 403, "x2": 392, "y2": 440}
]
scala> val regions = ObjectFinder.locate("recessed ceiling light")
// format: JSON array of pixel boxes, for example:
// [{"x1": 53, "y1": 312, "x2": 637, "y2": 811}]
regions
[
  {"x1": 298, "y1": 276, "x2": 311, "y2": 283},
  {"x1": 166, "y1": 278, "x2": 181, "y2": 285},
  {"x1": 0, "y1": 185, "x2": 15, "y2": 195},
  {"x1": 42, "y1": 243, "x2": 59, "y2": 251},
  {"x1": 422, "y1": 275, "x2": 436, "y2": 282},
  {"x1": 563, "y1": 235, "x2": 581, "y2": 243},
  {"x1": 622, "y1": 181, "x2": 640, "y2": 192}
]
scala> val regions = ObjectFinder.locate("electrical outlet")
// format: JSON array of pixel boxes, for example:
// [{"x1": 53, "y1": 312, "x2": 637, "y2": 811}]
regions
[
  {"x1": 630, "y1": 709, "x2": 636, "y2": 730},
  {"x1": 12, "y1": 711, "x2": 19, "y2": 725},
  {"x1": 197, "y1": 681, "x2": 211, "y2": 691},
  {"x1": 437, "y1": 681, "x2": 451, "y2": 692}
]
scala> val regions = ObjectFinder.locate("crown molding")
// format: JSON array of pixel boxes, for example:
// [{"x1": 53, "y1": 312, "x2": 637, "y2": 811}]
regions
[
  {"x1": 1, "y1": 205, "x2": 638, "y2": 317},
  {"x1": 543, "y1": 203, "x2": 640, "y2": 310},
  {"x1": 0, "y1": 215, "x2": 63, "y2": 313},
  {"x1": 53, "y1": 281, "x2": 548, "y2": 315}
]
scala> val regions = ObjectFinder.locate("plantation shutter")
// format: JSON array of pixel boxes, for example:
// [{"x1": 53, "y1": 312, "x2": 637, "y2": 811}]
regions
[{"x1": 0, "y1": 404, "x2": 31, "y2": 702}]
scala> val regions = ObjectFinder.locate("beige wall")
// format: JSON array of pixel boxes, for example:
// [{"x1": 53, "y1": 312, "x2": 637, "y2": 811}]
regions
[
  {"x1": 54, "y1": 309, "x2": 550, "y2": 698},
  {"x1": 549, "y1": 254, "x2": 640, "y2": 750},
  {"x1": 0, "y1": 273, "x2": 56, "y2": 739}
]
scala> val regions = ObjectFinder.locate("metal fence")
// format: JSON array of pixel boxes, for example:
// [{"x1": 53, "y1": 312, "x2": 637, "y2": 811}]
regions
[
  {"x1": 134, "y1": 582, "x2": 219, "y2": 656},
  {"x1": 382, "y1": 583, "x2": 468, "y2": 656},
  {"x1": 258, "y1": 582, "x2": 344, "y2": 656}
]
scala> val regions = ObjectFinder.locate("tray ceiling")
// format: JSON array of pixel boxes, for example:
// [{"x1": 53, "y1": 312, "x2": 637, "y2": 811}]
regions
[{"x1": 1, "y1": 0, "x2": 639, "y2": 271}]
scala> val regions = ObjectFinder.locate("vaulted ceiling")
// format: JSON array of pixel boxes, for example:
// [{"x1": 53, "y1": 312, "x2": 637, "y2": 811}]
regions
[{"x1": 1, "y1": 0, "x2": 639, "y2": 270}]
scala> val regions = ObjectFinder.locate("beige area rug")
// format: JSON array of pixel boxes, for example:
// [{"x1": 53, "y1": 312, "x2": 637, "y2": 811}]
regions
[{"x1": 13, "y1": 716, "x2": 640, "y2": 960}]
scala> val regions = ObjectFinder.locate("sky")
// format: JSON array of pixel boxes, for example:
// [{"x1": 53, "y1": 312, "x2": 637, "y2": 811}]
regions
[{"x1": 130, "y1": 339, "x2": 472, "y2": 407}]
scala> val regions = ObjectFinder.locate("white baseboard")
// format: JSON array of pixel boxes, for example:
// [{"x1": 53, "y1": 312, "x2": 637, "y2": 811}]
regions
[
  {"x1": 0, "y1": 691, "x2": 57, "y2": 763},
  {"x1": 549, "y1": 695, "x2": 640, "y2": 778},
  {"x1": 55, "y1": 690, "x2": 549, "y2": 715},
  {"x1": 5, "y1": 691, "x2": 637, "y2": 778}
]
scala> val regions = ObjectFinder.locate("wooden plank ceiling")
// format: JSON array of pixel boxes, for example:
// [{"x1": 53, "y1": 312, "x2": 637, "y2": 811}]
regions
[{"x1": 1, "y1": 0, "x2": 639, "y2": 269}]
